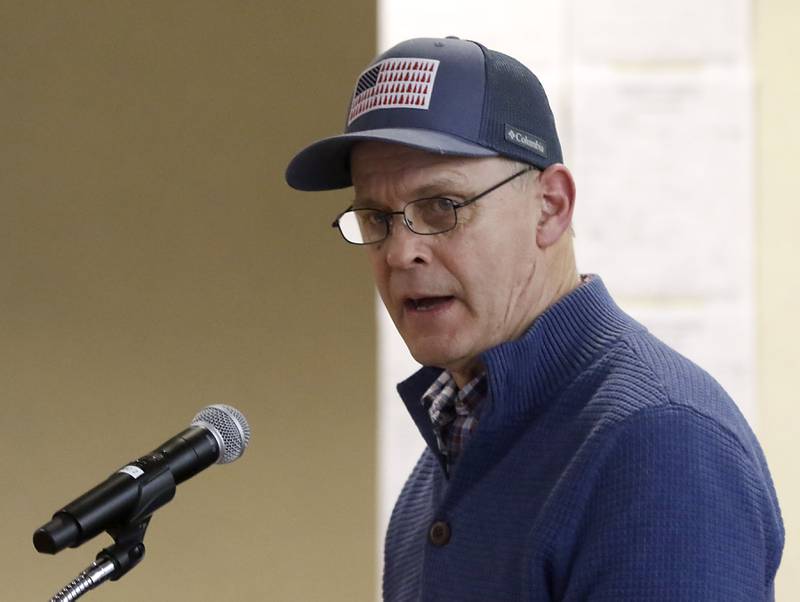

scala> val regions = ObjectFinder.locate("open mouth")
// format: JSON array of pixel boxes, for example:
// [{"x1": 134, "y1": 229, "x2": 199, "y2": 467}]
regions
[{"x1": 404, "y1": 296, "x2": 455, "y2": 312}]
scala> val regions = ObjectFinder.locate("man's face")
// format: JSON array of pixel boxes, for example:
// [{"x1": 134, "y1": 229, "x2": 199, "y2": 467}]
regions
[{"x1": 350, "y1": 142, "x2": 547, "y2": 380}]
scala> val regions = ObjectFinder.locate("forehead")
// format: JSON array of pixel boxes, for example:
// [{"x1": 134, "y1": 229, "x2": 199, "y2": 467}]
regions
[{"x1": 350, "y1": 141, "x2": 506, "y2": 200}]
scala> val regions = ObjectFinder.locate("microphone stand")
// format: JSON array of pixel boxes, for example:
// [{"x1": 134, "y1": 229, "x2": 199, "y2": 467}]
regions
[{"x1": 46, "y1": 467, "x2": 176, "y2": 601}]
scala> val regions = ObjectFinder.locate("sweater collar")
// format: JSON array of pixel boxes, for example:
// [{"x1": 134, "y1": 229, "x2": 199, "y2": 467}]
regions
[{"x1": 397, "y1": 276, "x2": 639, "y2": 450}]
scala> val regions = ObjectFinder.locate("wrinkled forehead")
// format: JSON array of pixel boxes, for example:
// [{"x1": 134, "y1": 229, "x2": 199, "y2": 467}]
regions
[{"x1": 350, "y1": 141, "x2": 509, "y2": 203}]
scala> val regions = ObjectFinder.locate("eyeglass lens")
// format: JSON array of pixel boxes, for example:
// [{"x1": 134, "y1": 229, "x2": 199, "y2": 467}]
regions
[{"x1": 338, "y1": 197, "x2": 457, "y2": 244}]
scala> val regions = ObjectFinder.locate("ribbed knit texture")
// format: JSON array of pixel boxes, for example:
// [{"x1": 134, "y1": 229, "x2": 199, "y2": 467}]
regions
[{"x1": 383, "y1": 277, "x2": 784, "y2": 601}]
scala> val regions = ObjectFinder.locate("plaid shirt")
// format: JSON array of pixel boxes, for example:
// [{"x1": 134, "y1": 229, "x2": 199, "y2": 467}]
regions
[{"x1": 422, "y1": 370, "x2": 488, "y2": 475}]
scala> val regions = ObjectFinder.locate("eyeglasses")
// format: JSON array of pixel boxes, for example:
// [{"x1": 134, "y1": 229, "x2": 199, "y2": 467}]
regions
[{"x1": 331, "y1": 166, "x2": 536, "y2": 245}]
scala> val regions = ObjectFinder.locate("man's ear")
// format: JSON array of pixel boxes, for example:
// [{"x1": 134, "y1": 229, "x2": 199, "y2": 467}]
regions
[{"x1": 536, "y1": 164, "x2": 576, "y2": 248}]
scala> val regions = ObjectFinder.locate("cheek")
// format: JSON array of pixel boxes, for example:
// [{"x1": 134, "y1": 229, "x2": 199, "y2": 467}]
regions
[
  {"x1": 496, "y1": 215, "x2": 539, "y2": 274},
  {"x1": 459, "y1": 233, "x2": 538, "y2": 312}
]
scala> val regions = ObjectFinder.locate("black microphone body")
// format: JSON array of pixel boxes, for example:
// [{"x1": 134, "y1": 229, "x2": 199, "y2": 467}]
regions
[{"x1": 34, "y1": 425, "x2": 220, "y2": 554}]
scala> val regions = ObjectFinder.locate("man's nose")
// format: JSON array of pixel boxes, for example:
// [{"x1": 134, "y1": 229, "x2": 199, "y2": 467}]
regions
[{"x1": 383, "y1": 216, "x2": 429, "y2": 269}]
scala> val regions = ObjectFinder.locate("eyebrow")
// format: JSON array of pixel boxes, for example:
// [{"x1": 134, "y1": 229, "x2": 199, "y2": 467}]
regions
[{"x1": 352, "y1": 171, "x2": 470, "y2": 209}]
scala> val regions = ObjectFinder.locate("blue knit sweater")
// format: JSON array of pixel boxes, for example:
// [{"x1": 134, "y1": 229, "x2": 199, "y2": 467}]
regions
[{"x1": 383, "y1": 277, "x2": 784, "y2": 601}]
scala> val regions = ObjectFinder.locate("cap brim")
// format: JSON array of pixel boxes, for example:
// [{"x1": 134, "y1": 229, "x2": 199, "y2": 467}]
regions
[{"x1": 285, "y1": 128, "x2": 498, "y2": 191}]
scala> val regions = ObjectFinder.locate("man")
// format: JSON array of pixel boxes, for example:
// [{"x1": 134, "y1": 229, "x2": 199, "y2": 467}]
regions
[{"x1": 286, "y1": 37, "x2": 784, "y2": 601}]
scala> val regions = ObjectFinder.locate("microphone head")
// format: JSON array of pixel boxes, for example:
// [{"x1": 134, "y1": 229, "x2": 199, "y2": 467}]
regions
[{"x1": 191, "y1": 404, "x2": 251, "y2": 464}]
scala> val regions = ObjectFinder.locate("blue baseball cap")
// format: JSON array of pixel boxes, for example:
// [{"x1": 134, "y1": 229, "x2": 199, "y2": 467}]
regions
[{"x1": 285, "y1": 37, "x2": 563, "y2": 191}]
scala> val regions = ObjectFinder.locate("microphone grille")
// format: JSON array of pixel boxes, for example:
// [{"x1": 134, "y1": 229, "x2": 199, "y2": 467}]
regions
[{"x1": 192, "y1": 404, "x2": 251, "y2": 464}]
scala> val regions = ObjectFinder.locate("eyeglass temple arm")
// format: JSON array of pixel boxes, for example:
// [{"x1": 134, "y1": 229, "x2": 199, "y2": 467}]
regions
[{"x1": 452, "y1": 166, "x2": 536, "y2": 210}]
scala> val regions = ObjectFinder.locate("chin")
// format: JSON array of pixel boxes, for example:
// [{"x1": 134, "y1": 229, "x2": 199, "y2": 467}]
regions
[{"x1": 406, "y1": 342, "x2": 465, "y2": 371}]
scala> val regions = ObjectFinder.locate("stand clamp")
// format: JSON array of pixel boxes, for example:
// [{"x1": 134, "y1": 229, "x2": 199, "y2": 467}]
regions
[{"x1": 47, "y1": 467, "x2": 175, "y2": 601}]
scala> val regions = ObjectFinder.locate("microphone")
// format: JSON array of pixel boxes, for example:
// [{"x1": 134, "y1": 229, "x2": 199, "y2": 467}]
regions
[{"x1": 33, "y1": 404, "x2": 251, "y2": 555}]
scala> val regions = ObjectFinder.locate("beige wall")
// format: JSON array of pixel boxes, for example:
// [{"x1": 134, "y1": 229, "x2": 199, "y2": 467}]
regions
[
  {"x1": 1, "y1": 3, "x2": 376, "y2": 600},
  {"x1": 757, "y1": 0, "x2": 800, "y2": 598}
]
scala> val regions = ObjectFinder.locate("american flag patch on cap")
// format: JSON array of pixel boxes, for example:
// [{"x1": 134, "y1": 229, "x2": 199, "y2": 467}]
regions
[{"x1": 347, "y1": 57, "x2": 440, "y2": 126}]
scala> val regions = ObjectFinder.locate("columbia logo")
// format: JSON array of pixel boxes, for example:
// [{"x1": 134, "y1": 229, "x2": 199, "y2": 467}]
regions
[{"x1": 505, "y1": 125, "x2": 547, "y2": 158}]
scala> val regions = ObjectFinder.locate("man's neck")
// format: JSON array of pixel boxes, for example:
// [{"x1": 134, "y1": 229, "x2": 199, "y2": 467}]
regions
[{"x1": 450, "y1": 363, "x2": 486, "y2": 390}]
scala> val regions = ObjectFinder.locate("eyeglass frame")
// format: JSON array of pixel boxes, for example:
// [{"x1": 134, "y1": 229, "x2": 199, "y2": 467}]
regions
[{"x1": 331, "y1": 165, "x2": 537, "y2": 245}]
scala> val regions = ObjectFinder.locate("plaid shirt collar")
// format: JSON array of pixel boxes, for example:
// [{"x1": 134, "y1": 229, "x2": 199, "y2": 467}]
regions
[{"x1": 421, "y1": 369, "x2": 487, "y2": 469}]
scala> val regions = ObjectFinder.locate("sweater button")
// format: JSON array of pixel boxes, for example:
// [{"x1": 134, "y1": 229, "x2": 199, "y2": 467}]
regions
[{"x1": 429, "y1": 520, "x2": 451, "y2": 546}]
